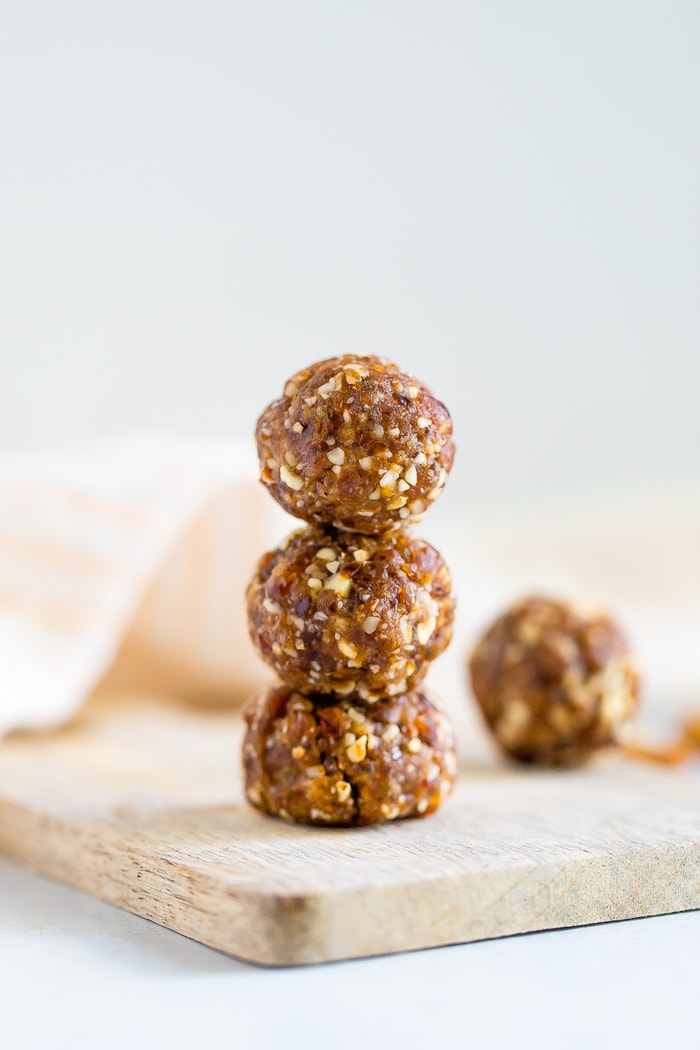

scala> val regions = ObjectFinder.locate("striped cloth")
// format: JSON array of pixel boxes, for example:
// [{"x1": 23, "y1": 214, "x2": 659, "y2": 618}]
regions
[{"x1": 0, "y1": 436, "x2": 285, "y2": 736}]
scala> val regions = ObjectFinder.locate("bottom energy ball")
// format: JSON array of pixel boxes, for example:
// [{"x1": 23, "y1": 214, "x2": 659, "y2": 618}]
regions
[
  {"x1": 243, "y1": 685, "x2": 457, "y2": 826},
  {"x1": 469, "y1": 595, "x2": 640, "y2": 766}
]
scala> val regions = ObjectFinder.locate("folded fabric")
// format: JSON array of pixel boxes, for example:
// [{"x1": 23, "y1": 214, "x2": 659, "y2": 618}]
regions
[{"x1": 0, "y1": 436, "x2": 288, "y2": 736}]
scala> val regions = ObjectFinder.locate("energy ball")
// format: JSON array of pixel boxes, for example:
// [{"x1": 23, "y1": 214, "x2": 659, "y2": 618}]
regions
[
  {"x1": 469, "y1": 596, "x2": 640, "y2": 766},
  {"x1": 243, "y1": 685, "x2": 457, "y2": 825},
  {"x1": 256, "y1": 355, "x2": 455, "y2": 533},
  {"x1": 247, "y1": 525, "x2": 455, "y2": 702}
]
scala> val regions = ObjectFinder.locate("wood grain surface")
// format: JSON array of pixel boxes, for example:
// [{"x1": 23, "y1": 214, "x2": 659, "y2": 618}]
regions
[{"x1": 0, "y1": 691, "x2": 698, "y2": 966}]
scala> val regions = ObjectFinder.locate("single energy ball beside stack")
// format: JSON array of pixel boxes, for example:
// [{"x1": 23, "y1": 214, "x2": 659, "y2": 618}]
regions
[
  {"x1": 243, "y1": 355, "x2": 457, "y2": 826},
  {"x1": 468, "y1": 595, "x2": 640, "y2": 766}
]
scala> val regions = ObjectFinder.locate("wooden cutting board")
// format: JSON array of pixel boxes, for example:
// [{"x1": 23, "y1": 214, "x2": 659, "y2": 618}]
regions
[{"x1": 0, "y1": 691, "x2": 698, "y2": 966}]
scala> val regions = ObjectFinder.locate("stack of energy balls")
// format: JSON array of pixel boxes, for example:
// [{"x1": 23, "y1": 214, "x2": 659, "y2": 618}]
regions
[{"x1": 243, "y1": 355, "x2": 458, "y2": 825}]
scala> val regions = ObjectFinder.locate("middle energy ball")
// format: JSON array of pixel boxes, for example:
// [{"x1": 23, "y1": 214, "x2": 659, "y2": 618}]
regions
[{"x1": 247, "y1": 524, "x2": 455, "y2": 702}]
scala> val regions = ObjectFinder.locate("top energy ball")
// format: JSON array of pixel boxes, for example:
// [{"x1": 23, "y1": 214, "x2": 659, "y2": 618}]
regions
[{"x1": 256, "y1": 355, "x2": 455, "y2": 533}]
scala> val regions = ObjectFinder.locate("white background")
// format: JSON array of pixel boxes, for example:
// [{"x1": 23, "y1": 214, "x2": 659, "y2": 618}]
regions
[
  {"x1": 1, "y1": 0, "x2": 699, "y2": 514},
  {"x1": 1, "y1": 4, "x2": 698, "y2": 1047}
]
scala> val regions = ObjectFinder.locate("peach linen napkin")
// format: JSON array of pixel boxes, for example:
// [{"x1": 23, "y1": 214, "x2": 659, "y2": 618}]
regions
[{"x1": 0, "y1": 436, "x2": 286, "y2": 737}]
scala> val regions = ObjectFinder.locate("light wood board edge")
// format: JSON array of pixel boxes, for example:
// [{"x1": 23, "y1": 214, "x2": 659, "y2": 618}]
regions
[{"x1": 1, "y1": 798, "x2": 697, "y2": 966}]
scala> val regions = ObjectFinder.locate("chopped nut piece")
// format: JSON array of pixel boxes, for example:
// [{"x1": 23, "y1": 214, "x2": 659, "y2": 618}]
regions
[
  {"x1": 416, "y1": 616, "x2": 437, "y2": 645},
  {"x1": 316, "y1": 547, "x2": 337, "y2": 561},
  {"x1": 346, "y1": 734, "x2": 368, "y2": 762},
  {"x1": 380, "y1": 470, "x2": 399, "y2": 489},
  {"x1": 324, "y1": 572, "x2": 352, "y2": 596},
  {"x1": 338, "y1": 639, "x2": 359, "y2": 660},
  {"x1": 279, "y1": 464, "x2": 303, "y2": 491}
]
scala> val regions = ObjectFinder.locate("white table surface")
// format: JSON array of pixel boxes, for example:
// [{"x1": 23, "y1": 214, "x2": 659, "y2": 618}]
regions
[{"x1": 1, "y1": 855, "x2": 697, "y2": 1050}]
